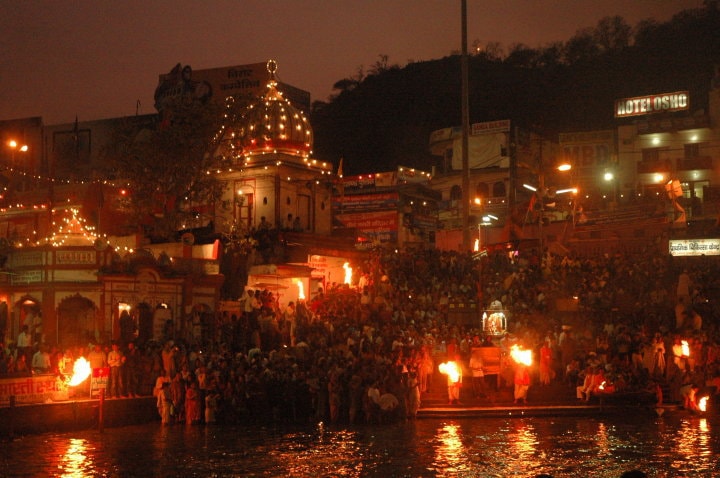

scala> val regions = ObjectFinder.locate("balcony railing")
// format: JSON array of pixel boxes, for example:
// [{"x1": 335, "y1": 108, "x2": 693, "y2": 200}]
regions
[
  {"x1": 676, "y1": 156, "x2": 713, "y2": 171},
  {"x1": 636, "y1": 159, "x2": 672, "y2": 174}
]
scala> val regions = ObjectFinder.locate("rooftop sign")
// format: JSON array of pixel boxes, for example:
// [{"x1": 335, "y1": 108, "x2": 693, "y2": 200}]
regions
[{"x1": 615, "y1": 91, "x2": 689, "y2": 118}]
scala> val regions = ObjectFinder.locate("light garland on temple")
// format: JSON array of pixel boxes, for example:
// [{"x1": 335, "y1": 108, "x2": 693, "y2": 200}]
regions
[
  {"x1": 37, "y1": 207, "x2": 99, "y2": 247},
  {"x1": 213, "y1": 59, "x2": 314, "y2": 165},
  {"x1": 3, "y1": 207, "x2": 134, "y2": 255},
  {"x1": 0, "y1": 166, "x2": 130, "y2": 188}
]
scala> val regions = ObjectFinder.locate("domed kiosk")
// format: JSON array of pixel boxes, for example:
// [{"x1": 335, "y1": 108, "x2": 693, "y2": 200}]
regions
[
  {"x1": 230, "y1": 60, "x2": 313, "y2": 158},
  {"x1": 215, "y1": 60, "x2": 332, "y2": 236}
]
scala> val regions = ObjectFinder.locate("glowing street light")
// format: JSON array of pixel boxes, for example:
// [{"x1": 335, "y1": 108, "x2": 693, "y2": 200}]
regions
[
  {"x1": 475, "y1": 214, "x2": 498, "y2": 251},
  {"x1": 604, "y1": 171, "x2": 618, "y2": 205},
  {"x1": 6, "y1": 139, "x2": 29, "y2": 190},
  {"x1": 6, "y1": 140, "x2": 28, "y2": 165},
  {"x1": 8, "y1": 140, "x2": 28, "y2": 153}
]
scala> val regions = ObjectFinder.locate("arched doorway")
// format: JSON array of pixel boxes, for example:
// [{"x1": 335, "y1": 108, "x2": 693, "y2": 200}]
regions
[
  {"x1": 136, "y1": 303, "x2": 154, "y2": 346},
  {"x1": 152, "y1": 305, "x2": 174, "y2": 344},
  {"x1": 0, "y1": 300, "x2": 8, "y2": 344},
  {"x1": 188, "y1": 304, "x2": 214, "y2": 349},
  {"x1": 16, "y1": 296, "x2": 41, "y2": 344},
  {"x1": 57, "y1": 294, "x2": 98, "y2": 347}
]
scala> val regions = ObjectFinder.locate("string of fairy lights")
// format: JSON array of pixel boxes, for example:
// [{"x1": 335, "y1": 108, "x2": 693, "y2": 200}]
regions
[
  {"x1": 0, "y1": 166, "x2": 131, "y2": 188},
  {"x1": 213, "y1": 60, "x2": 318, "y2": 174},
  {"x1": 3, "y1": 59, "x2": 326, "y2": 216},
  {"x1": 9, "y1": 207, "x2": 135, "y2": 254},
  {"x1": 0, "y1": 157, "x2": 339, "y2": 215}
]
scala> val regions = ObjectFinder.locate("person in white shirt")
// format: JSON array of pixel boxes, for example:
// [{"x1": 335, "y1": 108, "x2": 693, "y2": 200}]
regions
[
  {"x1": 17, "y1": 325, "x2": 32, "y2": 362},
  {"x1": 469, "y1": 352, "x2": 486, "y2": 398},
  {"x1": 107, "y1": 342, "x2": 125, "y2": 397},
  {"x1": 31, "y1": 344, "x2": 51, "y2": 373}
]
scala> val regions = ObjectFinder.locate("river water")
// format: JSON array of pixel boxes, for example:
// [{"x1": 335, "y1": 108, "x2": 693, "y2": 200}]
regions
[{"x1": 2, "y1": 412, "x2": 718, "y2": 477}]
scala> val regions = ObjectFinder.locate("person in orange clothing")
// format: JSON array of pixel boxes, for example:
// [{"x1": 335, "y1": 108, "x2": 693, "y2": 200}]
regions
[
  {"x1": 445, "y1": 354, "x2": 463, "y2": 405},
  {"x1": 184, "y1": 380, "x2": 201, "y2": 425},
  {"x1": 514, "y1": 363, "x2": 530, "y2": 405},
  {"x1": 539, "y1": 339, "x2": 553, "y2": 386}
]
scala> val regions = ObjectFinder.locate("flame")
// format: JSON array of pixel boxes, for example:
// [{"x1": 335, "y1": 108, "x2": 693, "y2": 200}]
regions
[
  {"x1": 296, "y1": 280, "x2": 305, "y2": 300},
  {"x1": 699, "y1": 396, "x2": 709, "y2": 412},
  {"x1": 473, "y1": 238, "x2": 479, "y2": 252},
  {"x1": 343, "y1": 262, "x2": 353, "y2": 285},
  {"x1": 510, "y1": 344, "x2": 533, "y2": 366},
  {"x1": 681, "y1": 340, "x2": 690, "y2": 357},
  {"x1": 599, "y1": 380, "x2": 606, "y2": 391},
  {"x1": 67, "y1": 357, "x2": 92, "y2": 387},
  {"x1": 439, "y1": 361, "x2": 461, "y2": 383}
]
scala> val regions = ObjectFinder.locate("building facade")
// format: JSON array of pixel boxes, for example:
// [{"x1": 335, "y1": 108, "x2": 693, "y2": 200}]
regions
[
  {"x1": 428, "y1": 72, "x2": 720, "y2": 255},
  {"x1": 0, "y1": 60, "x2": 331, "y2": 350}
]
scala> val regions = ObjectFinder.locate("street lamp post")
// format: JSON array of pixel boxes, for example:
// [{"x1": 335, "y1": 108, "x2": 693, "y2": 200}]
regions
[
  {"x1": 460, "y1": 0, "x2": 471, "y2": 251},
  {"x1": 524, "y1": 180, "x2": 577, "y2": 254},
  {"x1": 479, "y1": 214, "x2": 498, "y2": 250},
  {"x1": 6, "y1": 140, "x2": 29, "y2": 191},
  {"x1": 604, "y1": 171, "x2": 617, "y2": 209},
  {"x1": 7, "y1": 140, "x2": 28, "y2": 164},
  {"x1": 523, "y1": 183, "x2": 544, "y2": 252}
]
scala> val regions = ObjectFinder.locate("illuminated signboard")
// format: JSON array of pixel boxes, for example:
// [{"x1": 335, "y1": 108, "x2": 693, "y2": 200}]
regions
[
  {"x1": 155, "y1": 63, "x2": 311, "y2": 112},
  {"x1": 669, "y1": 239, "x2": 720, "y2": 256},
  {"x1": 335, "y1": 210, "x2": 398, "y2": 243},
  {"x1": 471, "y1": 119, "x2": 510, "y2": 136},
  {"x1": 615, "y1": 91, "x2": 689, "y2": 118}
]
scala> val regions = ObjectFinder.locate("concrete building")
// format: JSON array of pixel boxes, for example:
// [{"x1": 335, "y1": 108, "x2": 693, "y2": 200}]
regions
[
  {"x1": 428, "y1": 71, "x2": 720, "y2": 255},
  {"x1": 331, "y1": 167, "x2": 439, "y2": 250},
  {"x1": 0, "y1": 60, "x2": 331, "y2": 350}
]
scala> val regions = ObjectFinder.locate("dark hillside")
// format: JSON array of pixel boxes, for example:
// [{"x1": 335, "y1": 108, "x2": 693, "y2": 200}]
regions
[{"x1": 311, "y1": 4, "x2": 720, "y2": 175}]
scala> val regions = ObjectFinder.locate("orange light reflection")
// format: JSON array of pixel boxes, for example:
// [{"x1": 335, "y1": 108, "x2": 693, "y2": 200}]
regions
[
  {"x1": 433, "y1": 424, "x2": 469, "y2": 474},
  {"x1": 507, "y1": 422, "x2": 543, "y2": 473},
  {"x1": 60, "y1": 438, "x2": 91, "y2": 478},
  {"x1": 673, "y1": 417, "x2": 713, "y2": 468}
]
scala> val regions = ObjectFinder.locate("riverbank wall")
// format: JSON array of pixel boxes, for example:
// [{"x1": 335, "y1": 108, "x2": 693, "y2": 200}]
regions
[{"x1": 0, "y1": 396, "x2": 157, "y2": 438}]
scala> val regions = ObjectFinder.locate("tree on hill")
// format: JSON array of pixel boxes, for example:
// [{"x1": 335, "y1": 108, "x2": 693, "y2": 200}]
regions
[{"x1": 311, "y1": 4, "x2": 720, "y2": 176}]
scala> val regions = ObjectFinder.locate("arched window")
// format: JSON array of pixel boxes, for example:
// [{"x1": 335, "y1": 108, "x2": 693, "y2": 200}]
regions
[
  {"x1": 476, "y1": 182, "x2": 489, "y2": 198},
  {"x1": 493, "y1": 181, "x2": 506, "y2": 197},
  {"x1": 450, "y1": 185, "x2": 463, "y2": 201}
]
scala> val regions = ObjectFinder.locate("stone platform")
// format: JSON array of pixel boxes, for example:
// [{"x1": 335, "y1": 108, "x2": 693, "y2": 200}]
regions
[{"x1": 416, "y1": 371, "x2": 655, "y2": 418}]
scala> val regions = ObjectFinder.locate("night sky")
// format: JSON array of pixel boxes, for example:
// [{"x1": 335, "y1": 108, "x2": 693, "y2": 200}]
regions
[{"x1": 0, "y1": 0, "x2": 702, "y2": 124}]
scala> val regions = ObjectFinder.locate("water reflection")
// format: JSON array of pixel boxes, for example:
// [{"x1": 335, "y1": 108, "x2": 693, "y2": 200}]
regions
[
  {"x1": 58, "y1": 438, "x2": 91, "y2": 478},
  {"x1": 671, "y1": 416, "x2": 714, "y2": 475},
  {"x1": 433, "y1": 423, "x2": 469, "y2": 474},
  {"x1": 3, "y1": 414, "x2": 719, "y2": 477}
]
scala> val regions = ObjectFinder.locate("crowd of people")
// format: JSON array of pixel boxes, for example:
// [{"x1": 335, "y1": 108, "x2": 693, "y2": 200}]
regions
[{"x1": 3, "y1": 244, "x2": 720, "y2": 426}]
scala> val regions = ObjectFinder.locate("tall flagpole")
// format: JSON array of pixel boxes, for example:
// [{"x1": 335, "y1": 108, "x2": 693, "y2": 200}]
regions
[{"x1": 461, "y1": 0, "x2": 471, "y2": 251}]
